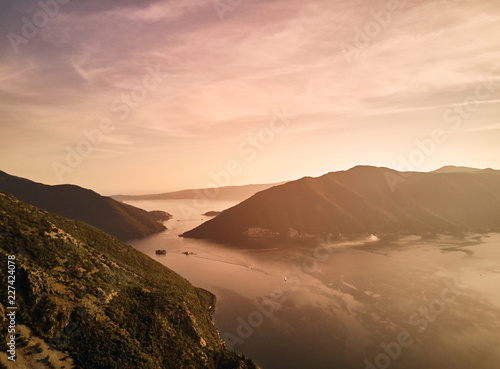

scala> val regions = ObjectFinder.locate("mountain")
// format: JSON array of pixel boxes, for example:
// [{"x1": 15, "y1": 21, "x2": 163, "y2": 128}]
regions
[
  {"x1": 181, "y1": 166, "x2": 500, "y2": 241},
  {"x1": 431, "y1": 165, "x2": 482, "y2": 173},
  {"x1": 0, "y1": 192, "x2": 257, "y2": 369},
  {"x1": 113, "y1": 182, "x2": 286, "y2": 202},
  {"x1": 0, "y1": 170, "x2": 171, "y2": 241}
]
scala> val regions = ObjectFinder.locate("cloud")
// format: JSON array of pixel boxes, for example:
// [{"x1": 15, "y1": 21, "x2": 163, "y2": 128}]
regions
[
  {"x1": 108, "y1": 0, "x2": 206, "y2": 22},
  {"x1": 1, "y1": 0, "x2": 499, "y2": 192},
  {"x1": 462, "y1": 122, "x2": 500, "y2": 133}
]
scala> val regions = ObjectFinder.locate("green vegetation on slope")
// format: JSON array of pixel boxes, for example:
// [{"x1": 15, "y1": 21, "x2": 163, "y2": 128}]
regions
[{"x1": 0, "y1": 192, "x2": 256, "y2": 369}]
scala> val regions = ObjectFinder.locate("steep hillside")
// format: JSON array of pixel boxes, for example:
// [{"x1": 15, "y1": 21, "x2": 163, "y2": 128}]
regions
[
  {"x1": 0, "y1": 170, "x2": 170, "y2": 241},
  {"x1": 181, "y1": 166, "x2": 500, "y2": 241},
  {"x1": 0, "y1": 192, "x2": 257, "y2": 369}
]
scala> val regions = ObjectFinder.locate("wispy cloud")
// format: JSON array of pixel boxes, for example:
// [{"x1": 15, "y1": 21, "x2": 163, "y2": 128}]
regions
[
  {"x1": 1, "y1": 0, "x2": 499, "y2": 192},
  {"x1": 462, "y1": 122, "x2": 500, "y2": 133}
]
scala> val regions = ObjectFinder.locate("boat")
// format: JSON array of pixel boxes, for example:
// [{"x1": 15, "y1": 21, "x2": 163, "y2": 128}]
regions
[{"x1": 155, "y1": 250, "x2": 167, "y2": 255}]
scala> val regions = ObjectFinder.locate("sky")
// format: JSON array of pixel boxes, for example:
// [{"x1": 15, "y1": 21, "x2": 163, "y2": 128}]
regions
[{"x1": 1, "y1": 0, "x2": 499, "y2": 195}]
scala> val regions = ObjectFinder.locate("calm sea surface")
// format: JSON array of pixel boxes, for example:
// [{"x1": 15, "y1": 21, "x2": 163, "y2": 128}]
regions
[{"x1": 126, "y1": 199, "x2": 500, "y2": 369}]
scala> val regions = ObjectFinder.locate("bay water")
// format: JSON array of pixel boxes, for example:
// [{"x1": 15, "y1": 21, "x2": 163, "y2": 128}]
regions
[{"x1": 126, "y1": 199, "x2": 500, "y2": 369}]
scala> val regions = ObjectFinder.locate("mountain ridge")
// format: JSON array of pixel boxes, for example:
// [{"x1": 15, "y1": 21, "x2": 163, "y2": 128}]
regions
[
  {"x1": 181, "y1": 166, "x2": 500, "y2": 241},
  {"x1": 431, "y1": 165, "x2": 483, "y2": 173},
  {"x1": 0, "y1": 170, "x2": 170, "y2": 241},
  {"x1": 113, "y1": 182, "x2": 286, "y2": 202}
]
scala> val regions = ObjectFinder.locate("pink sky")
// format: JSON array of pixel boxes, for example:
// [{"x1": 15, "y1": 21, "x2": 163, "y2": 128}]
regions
[{"x1": 1, "y1": 0, "x2": 499, "y2": 194}]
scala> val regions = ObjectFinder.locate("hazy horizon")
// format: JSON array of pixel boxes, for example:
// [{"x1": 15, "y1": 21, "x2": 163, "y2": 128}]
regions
[
  {"x1": 2, "y1": 164, "x2": 498, "y2": 197},
  {"x1": 1, "y1": 0, "x2": 499, "y2": 195}
]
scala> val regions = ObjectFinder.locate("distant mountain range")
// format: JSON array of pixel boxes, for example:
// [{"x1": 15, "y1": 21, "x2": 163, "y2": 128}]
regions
[
  {"x1": 181, "y1": 166, "x2": 500, "y2": 241},
  {"x1": 431, "y1": 165, "x2": 483, "y2": 173},
  {"x1": 0, "y1": 191, "x2": 257, "y2": 369},
  {"x1": 113, "y1": 182, "x2": 285, "y2": 202},
  {"x1": 0, "y1": 170, "x2": 170, "y2": 241}
]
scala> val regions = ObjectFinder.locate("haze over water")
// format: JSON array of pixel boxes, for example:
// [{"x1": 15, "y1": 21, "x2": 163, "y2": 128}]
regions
[{"x1": 127, "y1": 199, "x2": 500, "y2": 369}]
